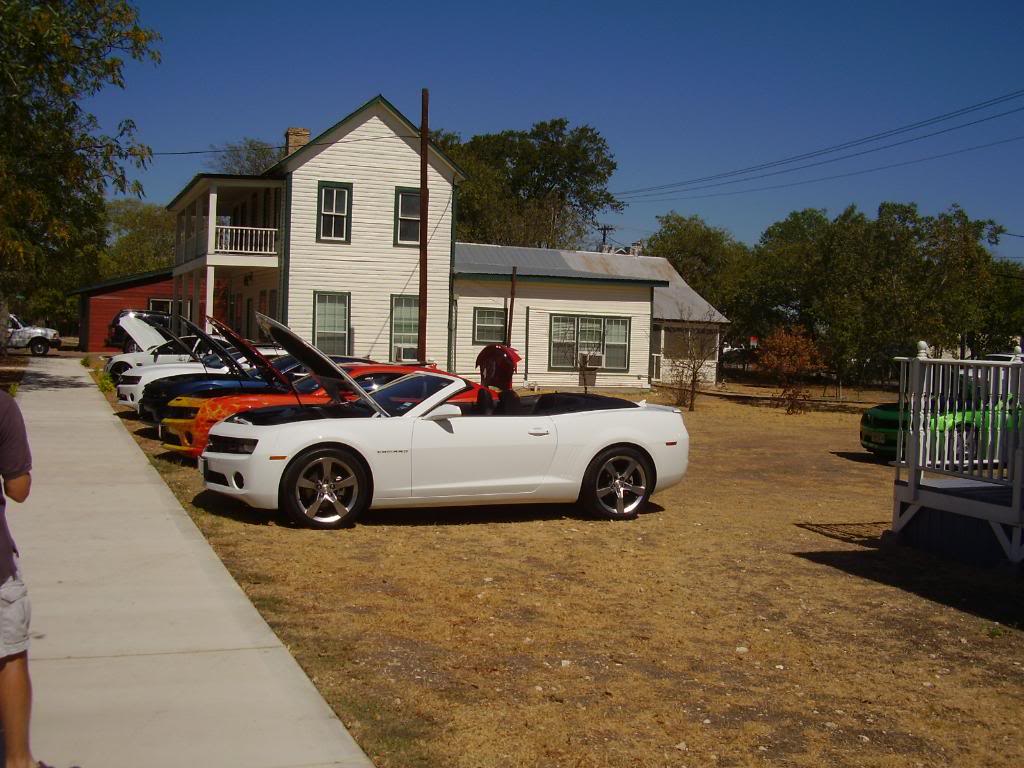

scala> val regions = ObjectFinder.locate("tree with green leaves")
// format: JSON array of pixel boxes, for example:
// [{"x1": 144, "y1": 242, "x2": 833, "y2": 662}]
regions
[
  {"x1": 203, "y1": 137, "x2": 284, "y2": 176},
  {"x1": 100, "y1": 199, "x2": 175, "y2": 278},
  {"x1": 0, "y1": 0, "x2": 159, "y2": 343},
  {"x1": 644, "y1": 212, "x2": 750, "y2": 314},
  {"x1": 436, "y1": 119, "x2": 623, "y2": 249}
]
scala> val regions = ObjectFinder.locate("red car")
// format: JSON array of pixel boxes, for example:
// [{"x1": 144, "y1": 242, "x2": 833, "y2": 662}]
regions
[{"x1": 161, "y1": 363, "x2": 493, "y2": 460}]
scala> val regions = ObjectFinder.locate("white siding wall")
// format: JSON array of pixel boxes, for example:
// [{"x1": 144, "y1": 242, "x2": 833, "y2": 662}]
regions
[
  {"x1": 453, "y1": 278, "x2": 652, "y2": 389},
  {"x1": 285, "y1": 104, "x2": 454, "y2": 363}
]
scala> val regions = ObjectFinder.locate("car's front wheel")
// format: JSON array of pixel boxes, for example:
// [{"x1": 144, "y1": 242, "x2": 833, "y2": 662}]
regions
[
  {"x1": 109, "y1": 362, "x2": 131, "y2": 383},
  {"x1": 280, "y1": 447, "x2": 370, "y2": 529},
  {"x1": 29, "y1": 338, "x2": 49, "y2": 356},
  {"x1": 580, "y1": 446, "x2": 653, "y2": 520}
]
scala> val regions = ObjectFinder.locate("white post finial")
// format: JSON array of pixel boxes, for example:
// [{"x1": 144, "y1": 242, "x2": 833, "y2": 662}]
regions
[
  {"x1": 1013, "y1": 345, "x2": 1022, "y2": 361},
  {"x1": 916, "y1": 341, "x2": 929, "y2": 359}
]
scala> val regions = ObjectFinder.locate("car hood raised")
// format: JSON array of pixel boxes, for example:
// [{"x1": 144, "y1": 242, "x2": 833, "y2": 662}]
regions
[{"x1": 119, "y1": 314, "x2": 168, "y2": 351}]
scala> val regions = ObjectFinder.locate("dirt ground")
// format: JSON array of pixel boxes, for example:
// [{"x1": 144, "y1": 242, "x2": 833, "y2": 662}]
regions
[
  {"x1": 0, "y1": 354, "x2": 28, "y2": 391},
  {"x1": 96, "y1": 369, "x2": 1023, "y2": 768}
]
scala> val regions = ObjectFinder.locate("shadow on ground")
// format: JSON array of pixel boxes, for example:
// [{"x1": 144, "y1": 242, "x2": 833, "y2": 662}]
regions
[
  {"x1": 191, "y1": 487, "x2": 665, "y2": 529},
  {"x1": 20, "y1": 370, "x2": 93, "y2": 390},
  {"x1": 830, "y1": 450, "x2": 892, "y2": 465},
  {"x1": 795, "y1": 520, "x2": 889, "y2": 547},
  {"x1": 795, "y1": 544, "x2": 1024, "y2": 626}
]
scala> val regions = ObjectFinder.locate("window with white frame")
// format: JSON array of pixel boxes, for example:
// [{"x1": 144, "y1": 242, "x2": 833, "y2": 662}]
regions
[
  {"x1": 314, "y1": 292, "x2": 349, "y2": 355},
  {"x1": 391, "y1": 295, "x2": 419, "y2": 362},
  {"x1": 549, "y1": 314, "x2": 631, "y2": 371},
  {"x1": 473, "y1": 308, "x2": 507, "y2": 344},
  {"x1": 318, "y1": 182, "x2": 352, "y2": 242},
  {"x1": 394, "y1": 189, "x2": 420, "y2": 245},
  {"x1": 148, "y1": 298, "x2": 172, "y2": 314}
]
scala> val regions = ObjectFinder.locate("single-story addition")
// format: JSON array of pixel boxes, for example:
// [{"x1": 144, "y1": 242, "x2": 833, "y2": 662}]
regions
[
  {"x1": 69, "y1": 267, "x2": 175, "y2": 352},
  {"x1": 451, "y1": 243, "x2": 728, "y2": 389},
  {"x1": 160, "y1": 92, "x2": 726, "y2": 389}
]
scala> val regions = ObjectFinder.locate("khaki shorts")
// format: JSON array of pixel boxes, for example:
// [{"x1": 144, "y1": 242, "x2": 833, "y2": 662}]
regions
[{"x1": 0, "y1": 572, "x2": 30, "y2": 657}]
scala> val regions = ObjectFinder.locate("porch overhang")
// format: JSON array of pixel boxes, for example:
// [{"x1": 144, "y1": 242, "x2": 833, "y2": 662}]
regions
[{"x1": 174, "y1": 253, "x2": 280, "y2": 276}]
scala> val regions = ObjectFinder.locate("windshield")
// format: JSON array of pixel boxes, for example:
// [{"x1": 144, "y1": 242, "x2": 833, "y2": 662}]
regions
[{"x1": 369, "y1": 373, "x2": 455, "y2": 417}]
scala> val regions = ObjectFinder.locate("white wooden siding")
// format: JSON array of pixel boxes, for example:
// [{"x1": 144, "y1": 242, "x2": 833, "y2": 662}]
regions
[
  {"x1": 452, "y1": 278, "x2": 652, "y2": 389},
  {"x1": 286, "y1": 104, "x2": 453, "y2": 363}
]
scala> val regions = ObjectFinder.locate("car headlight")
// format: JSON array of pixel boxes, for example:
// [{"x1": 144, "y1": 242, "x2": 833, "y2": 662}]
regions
[
  {"x1": 164, "y1": 406, "x2": 199, "y2": 420},
  {"x1": 120, "y1": 375, "x2": 141, "y2": 385},
  {"x1": 225, "y1": 413, "x2": 253, "y2": 425},
  {"x1": 206, "y1": 435, "x2": 259, "y2": 454}
]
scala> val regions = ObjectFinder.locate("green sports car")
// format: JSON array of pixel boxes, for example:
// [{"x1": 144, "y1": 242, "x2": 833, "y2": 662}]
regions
[
  {"x1": 861, "y1": 398, "x2": 1021, "y2": 458},
  {"x1": 860, "y1": 403, "x2": 905, "y2": 457}
]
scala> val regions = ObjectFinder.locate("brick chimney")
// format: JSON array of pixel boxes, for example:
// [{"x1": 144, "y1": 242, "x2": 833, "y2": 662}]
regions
[{"x1": 284, "y1": 127, "x2": 310, "y2": 156}]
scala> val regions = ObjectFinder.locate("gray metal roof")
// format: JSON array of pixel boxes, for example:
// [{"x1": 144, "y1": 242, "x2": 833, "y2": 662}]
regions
[{"x1": 453, "y1": 242, "x2": 728, "y2": 324}]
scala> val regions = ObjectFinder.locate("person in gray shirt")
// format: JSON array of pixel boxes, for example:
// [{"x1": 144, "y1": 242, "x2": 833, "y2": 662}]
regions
[{"x1": 0, "y1": 390, "x2": 41, "y2": 768}]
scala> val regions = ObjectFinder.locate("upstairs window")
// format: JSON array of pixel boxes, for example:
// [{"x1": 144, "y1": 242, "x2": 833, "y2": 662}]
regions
[
  {"x1": 394, "y1": 188, "x2": 420, "y2": 246},
  {"x1": 317, "y1": 182, "x2": 352, "y2": 243}
]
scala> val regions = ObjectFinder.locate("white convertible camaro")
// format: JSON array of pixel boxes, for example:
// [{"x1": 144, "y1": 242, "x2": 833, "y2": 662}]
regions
[{"x1": 201, "y1": 314, "x2": 689, "y2": 529}]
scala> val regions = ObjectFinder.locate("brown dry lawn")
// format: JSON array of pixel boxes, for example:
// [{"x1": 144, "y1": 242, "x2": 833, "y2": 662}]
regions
[{"x1": 99, "y1": 374, "x2": 1023, "y2": 768}]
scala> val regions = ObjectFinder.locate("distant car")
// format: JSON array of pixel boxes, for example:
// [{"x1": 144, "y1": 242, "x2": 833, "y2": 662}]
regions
[
  {"x1": 860, "y1": 403, "x2": 905, "y2": 456},
  {"x1": 200, "y1": 313, "x2": 690, "y2": 529},
  {"x1": 106, "y1": 309, "x2": 171, "y2": 352},
  {"x1": 5, "y1": 314, "x2": 61, "y2": 356}
]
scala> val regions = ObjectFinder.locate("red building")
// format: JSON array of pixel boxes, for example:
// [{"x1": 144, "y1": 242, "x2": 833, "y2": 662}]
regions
[{"x1": 71, "y1": 268, "x2": 175, "y2": 352}]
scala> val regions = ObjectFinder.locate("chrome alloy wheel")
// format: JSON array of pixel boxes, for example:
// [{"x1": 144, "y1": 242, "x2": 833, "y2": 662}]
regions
[
  {"x1": 294, "y1": 455, "x2": 359, "y2": 524},
  {"x1": 595, "y1": 455, "x2": 648, "y2": 517}
]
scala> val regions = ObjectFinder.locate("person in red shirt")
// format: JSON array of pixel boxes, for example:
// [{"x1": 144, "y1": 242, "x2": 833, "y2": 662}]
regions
[{"x1": 0, "y1": 391, "x2": 39, "y2": 768}]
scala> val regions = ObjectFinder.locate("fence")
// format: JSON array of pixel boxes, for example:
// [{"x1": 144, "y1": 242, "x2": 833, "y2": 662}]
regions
[{"x1": 897, "y1": 342, "x2": 1024, "y2": 504}]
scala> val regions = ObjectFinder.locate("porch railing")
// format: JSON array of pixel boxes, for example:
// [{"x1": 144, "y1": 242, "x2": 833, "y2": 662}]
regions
[
  {"x1": 214, "y1": 226, "x2": 277, "y2": 255},
  {"x1": 897, "y1": 343, "x2": 1024, "y2": 497}
]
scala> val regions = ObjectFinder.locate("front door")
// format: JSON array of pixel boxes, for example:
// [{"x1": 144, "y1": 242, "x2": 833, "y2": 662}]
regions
[{"x1": 410, "y1": 415, "x2": 557, "y2": 499}]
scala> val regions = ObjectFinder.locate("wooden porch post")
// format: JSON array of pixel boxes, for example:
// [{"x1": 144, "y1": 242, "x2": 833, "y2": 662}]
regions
[
  {"x1": 207, "y1": 186, "x2": 218, "y2": 256},
  {"x1": 205, "y1": 265, "x2": 215, "y2": 332},
  {"x1": 907, "y1": 341, "x2": 929, "y2": 502}
]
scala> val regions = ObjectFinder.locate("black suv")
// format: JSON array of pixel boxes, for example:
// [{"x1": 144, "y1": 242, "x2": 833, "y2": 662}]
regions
[{"x1": 105, "y1": 309, "x2": 172, "y2": 352}]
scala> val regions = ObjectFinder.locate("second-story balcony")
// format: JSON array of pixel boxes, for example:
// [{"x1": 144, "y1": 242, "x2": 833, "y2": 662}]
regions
[
  {"x1": 214, "y1": 225, "x2": 277, "y2": 255},
  {"x1": 170, "y1": 174, "x2": 286, "y2": 266}
]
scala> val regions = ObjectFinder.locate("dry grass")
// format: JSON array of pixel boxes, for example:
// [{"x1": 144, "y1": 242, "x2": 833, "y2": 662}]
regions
[{"x1": 98, "y1": 380, "x2": 1024, "y2": 768}]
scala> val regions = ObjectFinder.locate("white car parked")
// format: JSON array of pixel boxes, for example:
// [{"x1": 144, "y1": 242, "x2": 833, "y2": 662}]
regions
[
  {"x1": 104, "y1": 316, "x2": 202, "y2": 382},
  {"x1": 201, "y1": 314, "x2": 689, "y2": 529}
]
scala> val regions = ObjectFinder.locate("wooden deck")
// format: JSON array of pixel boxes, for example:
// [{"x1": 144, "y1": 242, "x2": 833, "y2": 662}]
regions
[{"x1": 892, "y1": 346, "x2": 1023, "y2": 564}]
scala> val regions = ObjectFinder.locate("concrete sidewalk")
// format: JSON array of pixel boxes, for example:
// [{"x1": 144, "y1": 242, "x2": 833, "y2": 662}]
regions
[{"x1": 9, "y1": 357, "x2": 373, "y2": 768}]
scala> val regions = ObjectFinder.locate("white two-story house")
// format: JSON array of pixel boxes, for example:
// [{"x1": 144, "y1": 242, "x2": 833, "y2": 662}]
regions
[{"x1": 166, "y1": 94, "x2": 726, "y2": 389}]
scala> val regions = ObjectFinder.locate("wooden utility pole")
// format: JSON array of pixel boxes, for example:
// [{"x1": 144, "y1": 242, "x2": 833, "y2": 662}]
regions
[
  {"x1": 417, "y1": 88, "x2": 430, "y2": 360},
  {"x1": 505, "y1": 266, "x2": 517, "y2": 346}
]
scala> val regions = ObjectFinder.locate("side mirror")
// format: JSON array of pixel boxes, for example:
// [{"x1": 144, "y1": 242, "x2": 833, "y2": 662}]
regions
[{"x1": 423, "y1": 403, "x2": 462, "y2": 421}]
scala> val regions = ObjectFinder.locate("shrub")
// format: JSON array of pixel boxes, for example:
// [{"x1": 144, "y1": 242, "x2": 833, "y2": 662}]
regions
[
  {"x1": 7, "y1": 383, "x2": 18, "y2": 398},
  {"x1": 80, "y1": 355, "x2": 92, "y2": 368},
  {"x1": 97, "y1": 372, "x2": 114, "y2": 393},
  {"x1": 757, "y1": 327, "x2": 823, "y2": 414}
]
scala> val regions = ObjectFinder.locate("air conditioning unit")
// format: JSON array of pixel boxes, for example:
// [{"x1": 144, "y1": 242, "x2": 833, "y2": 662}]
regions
[
  {"x1": 395, "y1": 346, "x2": 419, "y2": 363},
  {"x1": 578, "y1": 351, "x2": 604, "y2": 369}
]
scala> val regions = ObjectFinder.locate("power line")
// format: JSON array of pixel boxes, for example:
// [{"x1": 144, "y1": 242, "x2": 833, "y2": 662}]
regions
[
  {"x1": 619, "y1": 105, "x2": 1024, "y2": 199},
  {"x1": 612, "y1": 87, "x2": 1024, "y2": 196},
  {"x1": 28, "y1": 133, "x2": 422, "y2": 160},
  {"x1": 625, "y1": 134, "x2": 1024, "y2": 204}
]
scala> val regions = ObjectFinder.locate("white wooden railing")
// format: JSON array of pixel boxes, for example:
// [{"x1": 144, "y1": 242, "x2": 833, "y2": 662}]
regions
[
  {"x1": 214, "y1": 226, "x2": 277, "y2": 255},
  {"x1": 897, "y1": 343, "x2": 1024, "y2": 502}
]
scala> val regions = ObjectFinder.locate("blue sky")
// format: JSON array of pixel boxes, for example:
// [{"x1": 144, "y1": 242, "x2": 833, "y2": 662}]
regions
[{"x1": 89, "y1": 0, "x2": 1024, "y2": 260}]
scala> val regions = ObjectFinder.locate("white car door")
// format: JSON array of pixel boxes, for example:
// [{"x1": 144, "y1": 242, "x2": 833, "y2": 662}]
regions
[{"x1": 410, "y1": 413, "x2": 558, "y2": 499}]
